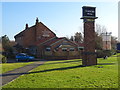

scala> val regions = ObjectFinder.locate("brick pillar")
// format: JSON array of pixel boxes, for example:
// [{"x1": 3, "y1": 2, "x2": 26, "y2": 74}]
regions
[{"x1": 82, "y1": 20, "x2": 97, "y2": 66}]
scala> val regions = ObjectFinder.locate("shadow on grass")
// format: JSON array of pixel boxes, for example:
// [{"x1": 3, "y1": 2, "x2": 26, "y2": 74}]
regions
[
  {"x1": 97, "y1": 63, "x2": 116, "y2": 65},
  {"x1": 6, "y1": 59, "x2": 43, "y2": 63},
  {"x1": 44, "y1": 59, "x2": 82, "y2": 65},
  {"x1": 1, "y1": 65, "x2": 85, "y2": 77}
]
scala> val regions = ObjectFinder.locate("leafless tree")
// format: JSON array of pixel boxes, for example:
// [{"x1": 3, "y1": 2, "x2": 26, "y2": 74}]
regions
[{"x1": 95, "y1": 24, "x2": 107, "y2": 36}]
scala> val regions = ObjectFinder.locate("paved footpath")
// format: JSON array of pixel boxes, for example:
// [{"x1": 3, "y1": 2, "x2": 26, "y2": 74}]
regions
[{"x1": 1, "y1": 61, "x2": 45, "y2": 86}]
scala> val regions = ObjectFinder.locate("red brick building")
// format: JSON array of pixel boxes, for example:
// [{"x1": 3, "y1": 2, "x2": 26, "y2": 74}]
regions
[{"x1": 14, "y1": 18, "x2": 83, "y2": 60}]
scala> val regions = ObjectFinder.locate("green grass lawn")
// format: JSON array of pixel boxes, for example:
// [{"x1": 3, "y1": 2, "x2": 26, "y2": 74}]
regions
[
  {"x1": 2, "y1": 55, "x2": 118, "y2": 88},
  {"x1": 1, "y1": 62, "x2": 33, "y2": 74}
]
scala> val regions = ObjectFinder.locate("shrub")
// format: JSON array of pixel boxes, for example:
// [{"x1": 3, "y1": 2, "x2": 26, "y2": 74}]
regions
[
  {"x1": 0, "y1": 54, "x2": 7, "y2": 63},
  {"x1": 96, "y1": 50, "x2": 115, "y2": 58},
  {"x1": 96, "y1": 50, "x2": 104, "y2": 58},
  {"x1": 7, "y1": 52, "x2": 15, "y2": 59}
]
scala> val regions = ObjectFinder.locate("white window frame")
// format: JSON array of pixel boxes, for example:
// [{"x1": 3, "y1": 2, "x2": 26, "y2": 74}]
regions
[
  {"x1": 70, "y1": 48, "x2": 74, "y2": 51},
  {"x1": 62, "y1": 48, "x2": 67, "y2": 51},
  {"x1": 46, "y1": 47, "x2": 51, "y2": 51}
]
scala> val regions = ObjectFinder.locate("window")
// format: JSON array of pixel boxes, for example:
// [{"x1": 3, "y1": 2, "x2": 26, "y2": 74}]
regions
[
  {"x1": 42, "y1": 30, "x2": 50, "y2": 37},
  {"x1": 70, "y1": 48, "x2": 74, "y2": 51},
  {"x1": 78, "y1": 47, "x2": 84, "y2": 51},
  {"x1": 62, "y1": 48, "x2": 67, "y2": 51},
  {"x1": 46, "y1": 47, "x2": 51, "y2": 51}
]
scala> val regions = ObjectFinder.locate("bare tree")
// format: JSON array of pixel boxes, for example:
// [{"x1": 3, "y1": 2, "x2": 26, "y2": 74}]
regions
[
  {"x1": 95, "y1": 24, "x2": 107, "y2": 35},
  {"x1": 95, "y1": 24, "x2": 107, "y2": 50}
]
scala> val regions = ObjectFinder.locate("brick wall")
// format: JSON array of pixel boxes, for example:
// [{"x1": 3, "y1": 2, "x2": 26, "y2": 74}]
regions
[
  {"x1": 44, "y1": 51, "x2": 81, "y2": 60},
  {"x1": 82, "y1": 21, "x2": 97, "y2": 66},
  {"x1": 35, "y1": 23, "x2": 56, "y2": 42},
  {"x1": 23, "y1": 27, "x2": 36, "y2": 47}
]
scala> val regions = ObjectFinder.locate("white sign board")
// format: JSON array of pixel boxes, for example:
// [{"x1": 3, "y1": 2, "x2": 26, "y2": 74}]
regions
[{"x1": 102, "y1": 35, "x2": 111, "y2": 41}]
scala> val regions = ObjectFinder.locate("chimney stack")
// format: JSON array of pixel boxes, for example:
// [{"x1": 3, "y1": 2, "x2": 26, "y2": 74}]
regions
[
  {"x1": 25, "y1": 23, "x2": 28, "y2": 29},
  {"x1": 36, "y1": 17, "x2": 39, "y2": 25}
]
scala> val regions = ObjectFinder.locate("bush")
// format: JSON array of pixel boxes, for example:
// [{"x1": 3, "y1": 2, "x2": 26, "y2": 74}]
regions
[
  {"x1": 96, "y1": 50, "x2": 104, "y2": 58},
  {"x1": 7, "y1": 52, "x2": 15, "y2": 59},
  {"x1": 96, "y1": 50, "x2": 115, "y2": 58},
  {"x1": 0, "y1": 54, "x2": 7, "y2": 63}
]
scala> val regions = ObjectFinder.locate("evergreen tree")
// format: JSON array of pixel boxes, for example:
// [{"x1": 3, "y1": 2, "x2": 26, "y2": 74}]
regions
[
  {"x1": 74, "y1": 32, "x2": 83, "y2": 43},
  {"x1": 1, "y1": 35, "x2": 13, "y2": 57}
]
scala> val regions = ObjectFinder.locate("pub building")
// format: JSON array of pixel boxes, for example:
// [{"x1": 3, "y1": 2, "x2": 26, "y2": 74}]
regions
[{"x1": 14, "y1": 18, "x2": 84, "y2": 60}]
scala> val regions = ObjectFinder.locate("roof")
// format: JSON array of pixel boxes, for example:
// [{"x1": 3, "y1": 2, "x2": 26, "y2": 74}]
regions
[
  {"x1": 59, "y1": 45, "x2": 75, "y2": 48},
  {"x1": 14, "y1": 21, "x2": 56, "y2": 38},
  {"x1": 14, "y1": 25, "x2": 35, "y2": 38},
  {"x1": 14, "y1": 30, "x2": 25, "y2": 38},
  {"x1": 44, "y1": 37, "x2": 64, "y2": 46},
  {"x1": 35, "y1": 37, "x2": 56, "y2": 46},
  {"x1": 74, "y1": 42, "x2": 84, "y2": 47},
  {"x1": 44, "y1": 37, "x2": 83, "y2": 48}
]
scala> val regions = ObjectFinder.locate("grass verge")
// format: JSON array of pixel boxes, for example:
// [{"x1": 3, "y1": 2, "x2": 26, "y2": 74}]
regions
[
  {"x1": 2, "y1": 55, "x2": 118, "y2": 88},
  {"x1": 1, "y1": 62, "x2": 33, "y2": 74}
]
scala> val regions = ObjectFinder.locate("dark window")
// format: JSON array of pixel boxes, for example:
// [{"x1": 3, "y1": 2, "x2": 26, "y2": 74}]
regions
[
  {"x1": 62, "y1": 48, "x2": 67, "y2": 51},
  {"x1": 78, "y1": 47, "x2": 84, "y2": 51},
  {"x1": 46, "y1": 47, "x2": 51, "y2": 51}
]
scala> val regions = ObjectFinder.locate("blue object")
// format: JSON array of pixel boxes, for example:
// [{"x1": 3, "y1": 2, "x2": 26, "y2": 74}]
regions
[
  {"x1": 16, "y1": 53, "x2": 35, "y2": 61},
  {"x1": 117, "y1": 43, "x2": 120, "y2": 50}
]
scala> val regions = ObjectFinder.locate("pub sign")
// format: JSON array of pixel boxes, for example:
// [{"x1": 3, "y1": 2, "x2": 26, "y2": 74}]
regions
[{"x1": 82, "y1": 6, "x2": 96, "y2": 18}]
